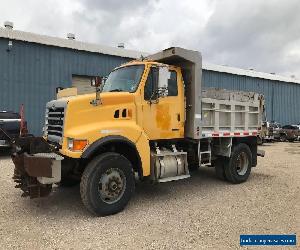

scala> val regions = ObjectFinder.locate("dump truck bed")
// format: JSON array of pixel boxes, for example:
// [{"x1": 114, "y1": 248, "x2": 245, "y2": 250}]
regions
[{"x1": 200, "y1": 88, "x2": 263, "y2": 138}]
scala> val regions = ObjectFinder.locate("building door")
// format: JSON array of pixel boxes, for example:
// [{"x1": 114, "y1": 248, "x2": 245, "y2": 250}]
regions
[{"x1": 72, "y1": 75, "x2": 95, "y2": 94}]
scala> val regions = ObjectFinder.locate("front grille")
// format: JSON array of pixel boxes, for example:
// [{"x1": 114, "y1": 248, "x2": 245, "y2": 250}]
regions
[{"x1": 45, "y1": 106, "x2": 65, "y2": 142}]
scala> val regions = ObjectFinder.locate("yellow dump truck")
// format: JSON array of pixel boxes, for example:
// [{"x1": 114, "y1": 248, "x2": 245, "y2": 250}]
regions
[{"x1": 12, "y1": 47, "x2": 265, "y2": 216}]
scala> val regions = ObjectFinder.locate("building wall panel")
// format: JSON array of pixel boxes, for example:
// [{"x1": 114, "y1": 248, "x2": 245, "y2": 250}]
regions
[{"x1": 1, "y1": 37, "x2": 299, "y2": 135}]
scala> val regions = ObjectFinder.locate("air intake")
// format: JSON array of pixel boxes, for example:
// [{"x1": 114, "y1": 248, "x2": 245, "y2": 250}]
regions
[
  {"x1": 118, "y1": 43, "x2": 125, "y2": 49},
  {"x1": 67, "y1": 33, "x2": 75, "y2": 40},
  {"x1": 4, "y1": 21, "x2": 13, "y2": 29}
]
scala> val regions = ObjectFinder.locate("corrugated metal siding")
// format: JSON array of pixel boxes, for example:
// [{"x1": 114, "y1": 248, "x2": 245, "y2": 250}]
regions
[
  {"x1": 0, "y1": 38, "x2": 129, "y2": 135},
  {"x1": 203, "y1": 70, "x2": 300, "y2": 125},
  {"x1": 1, "y1": 37, "x2": 299, "y2": 135}
]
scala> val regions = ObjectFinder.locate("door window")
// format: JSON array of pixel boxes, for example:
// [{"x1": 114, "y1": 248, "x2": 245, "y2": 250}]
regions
[
  {"x1": 168, "y1": 71, "x2": 178, "y2": 96},
  {"x1": 144, "y1": 69, "x2": 178, "y2": 99},
  {"x1": 144, "y1": 67, "x2": 158, "y2": 100}
]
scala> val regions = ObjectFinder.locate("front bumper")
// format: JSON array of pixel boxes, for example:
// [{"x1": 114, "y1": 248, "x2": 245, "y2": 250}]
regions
[{"x1": 11, "y1": 137, "x2": 63, "y2": 198}]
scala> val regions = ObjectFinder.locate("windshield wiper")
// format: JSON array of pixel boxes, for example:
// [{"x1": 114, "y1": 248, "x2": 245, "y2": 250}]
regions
[{"x1": 109, "y1": 89, "x2": 123, "y2": 92}]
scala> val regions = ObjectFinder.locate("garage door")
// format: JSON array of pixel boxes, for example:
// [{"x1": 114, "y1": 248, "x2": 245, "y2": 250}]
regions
[{"x1": 72, "y1": 75, "x2": 95, "y2": 94}]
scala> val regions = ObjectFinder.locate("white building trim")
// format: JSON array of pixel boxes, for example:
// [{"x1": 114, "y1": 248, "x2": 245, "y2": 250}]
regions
[{"x1": 1, "y1": 27, "x2": 299, "y2": 84}]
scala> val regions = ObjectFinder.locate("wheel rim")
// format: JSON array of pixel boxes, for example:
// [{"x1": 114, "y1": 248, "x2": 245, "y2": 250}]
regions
[
  {"x1": 235, "y1": 152, "x2": 249, "y2": 176},
  {"x1": 98, "y1": 168, "x2": 126, "y2": 204}
]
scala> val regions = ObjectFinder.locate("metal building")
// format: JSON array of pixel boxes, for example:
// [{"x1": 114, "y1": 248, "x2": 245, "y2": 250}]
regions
[{"x1": 1, "y1": 24, "x2": 299, "y2": 135}]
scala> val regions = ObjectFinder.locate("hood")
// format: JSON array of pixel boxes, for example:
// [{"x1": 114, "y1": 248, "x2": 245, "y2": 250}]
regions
[{"x1": 61, "y1": 92, "x2": 135, "y2": 106}]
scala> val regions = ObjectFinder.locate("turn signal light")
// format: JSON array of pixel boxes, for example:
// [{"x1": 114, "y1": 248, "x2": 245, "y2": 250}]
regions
[{"x1": 68, "y1": 138, "x2": 88, "y2": 151}]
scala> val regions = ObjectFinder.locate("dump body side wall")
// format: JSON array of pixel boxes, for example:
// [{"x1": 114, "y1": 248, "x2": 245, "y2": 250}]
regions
[
  {"x1": 203, "y1": 70, "x2": 300, "y2": 125},
  {"x1": 200, "y1": 88, "x2": 263, "y2": 137}
]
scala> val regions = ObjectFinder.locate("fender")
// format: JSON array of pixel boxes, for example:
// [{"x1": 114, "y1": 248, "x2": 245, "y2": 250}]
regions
[{"x1": 81, "y1": 135, "x2": 144, "y2": 178}]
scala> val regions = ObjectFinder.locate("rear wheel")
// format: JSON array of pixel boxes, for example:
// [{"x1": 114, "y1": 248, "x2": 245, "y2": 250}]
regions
[
  {"x1": 224, "y1": 143, "x2": 252, "y2": 184},
  {"x1": 80, "y1": 152, "x2": 135, "y2": 216}
]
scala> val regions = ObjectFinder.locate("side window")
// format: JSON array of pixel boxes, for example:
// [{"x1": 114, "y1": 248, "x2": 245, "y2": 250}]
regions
[
  {"x1": 168, "y1": 71, "x2": 178, "y2": 96},
  {"x1": 144, "y1": 68, "x2": 157, "y2": 100},
  {"x1": 144, "y1": 68, "x2": 178, "y2": 99}
]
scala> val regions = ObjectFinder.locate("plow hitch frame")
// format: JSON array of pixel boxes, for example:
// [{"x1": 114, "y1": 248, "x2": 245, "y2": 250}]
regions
[{"x1": 11, "y1": 136, "x2": 63, "y2": 198}]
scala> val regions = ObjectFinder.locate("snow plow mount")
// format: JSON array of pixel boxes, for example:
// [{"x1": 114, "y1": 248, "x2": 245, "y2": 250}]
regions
[{"x1": 11, "y1": 136, "x2": 63, "y2": 198}]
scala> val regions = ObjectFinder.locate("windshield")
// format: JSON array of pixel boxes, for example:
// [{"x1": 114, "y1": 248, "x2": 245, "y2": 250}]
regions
[{"x1": 102, "y1": 65, "x2": 145, "y2": 93}]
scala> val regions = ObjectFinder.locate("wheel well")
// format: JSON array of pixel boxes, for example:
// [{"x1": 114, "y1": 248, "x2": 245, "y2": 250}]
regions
[{"x1": 82, "y1": 138, "x2": 143, "y2": 179}]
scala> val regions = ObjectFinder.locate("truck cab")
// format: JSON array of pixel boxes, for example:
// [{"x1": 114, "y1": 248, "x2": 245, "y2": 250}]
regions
[{"x1": 49, "y1": 61, "x2": 185, "y2": 160}]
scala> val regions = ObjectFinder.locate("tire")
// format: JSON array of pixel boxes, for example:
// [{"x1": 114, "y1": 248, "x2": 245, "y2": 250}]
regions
[
  {"x1": 60, "y1": 177, "x2": 80, "y2": 187},
  {"x1": 224, "y1": 143, "x2": 252, "y2": 184},
  {"x1": 214, "y1": 157, "x2": 228, "y2": 181},
  {"x1": 80, "y1": 152, "x2": 135, "y2": 216},
  {"x1": 280, "y1": 134, "x2": 287, "y2": 142},
  {"x1": 288, "y1": 139, "x2": 295, "y2": 142}
]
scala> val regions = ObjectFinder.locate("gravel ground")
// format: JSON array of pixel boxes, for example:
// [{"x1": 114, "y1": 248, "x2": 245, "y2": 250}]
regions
[{"x1": 0, "y1": 142, "x2": 299, "y2": 249}]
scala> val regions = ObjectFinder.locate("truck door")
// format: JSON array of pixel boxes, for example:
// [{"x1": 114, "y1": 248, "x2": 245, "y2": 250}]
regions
[{"x1": 141, "y1": 66, "x2": 184, "y2": 140}]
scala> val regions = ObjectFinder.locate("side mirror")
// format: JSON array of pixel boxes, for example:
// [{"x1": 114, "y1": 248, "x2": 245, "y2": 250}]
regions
[
  {"x1": 91, "y1": 76, "x2": 103, "y2": 87},
  {"x1": 157, "y1": 66, "x2": 170, "y2": 97}
]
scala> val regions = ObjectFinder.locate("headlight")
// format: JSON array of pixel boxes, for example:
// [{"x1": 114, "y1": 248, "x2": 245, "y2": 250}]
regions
[{"x1": 67, "y1": 138, "x2": 88, "y2": 151}]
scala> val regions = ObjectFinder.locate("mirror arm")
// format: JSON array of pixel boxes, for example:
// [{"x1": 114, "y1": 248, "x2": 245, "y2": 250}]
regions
[
  {"x1": 90, "y1": 87, "x2": 102, "y2": 106},
  {"x1": 148, "y1": 91, "x2": 159, "y2": 105},
  {"x1": 90, "y1": 76, "x2": 104, "y2": 106}
]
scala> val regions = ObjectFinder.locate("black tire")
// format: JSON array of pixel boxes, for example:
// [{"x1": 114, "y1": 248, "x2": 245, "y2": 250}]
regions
[
  {"x1": 60, "y1": 177, "x2": 80, "y2": 187},
  {"x1": 80, "y1": 152, "x2": 135, "y2": 216},
  {"x1": 288, "y1": 139, "x2": 295, "y2": 142},
  {"x1": 280, "y1": 134, "x2": 287, "y2": 142},
  {"x1": 224, "y1": 143, "x2": 252, "y2": 184},
  {"x1": 214, "y1": 157, "x2": 228, "y2": 181}
]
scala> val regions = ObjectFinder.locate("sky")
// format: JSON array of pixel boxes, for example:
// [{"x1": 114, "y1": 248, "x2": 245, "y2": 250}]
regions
[{"x1": 0, "y1": 0, "x2": 299, "y2": 78}]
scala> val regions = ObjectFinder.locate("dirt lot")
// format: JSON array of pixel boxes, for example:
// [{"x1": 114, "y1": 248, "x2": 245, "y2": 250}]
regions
[{"x1": 0, "y1": 142, "x2": 299, "y2": 249}]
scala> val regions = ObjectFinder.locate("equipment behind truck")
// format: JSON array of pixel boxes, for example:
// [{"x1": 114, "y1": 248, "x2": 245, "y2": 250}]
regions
[
  {"x1": 0, "y1": 108, "x2": 28, "y2": 148},
  {"x1": 11, "y1": 47, "x2": 265, "y2": 216}
]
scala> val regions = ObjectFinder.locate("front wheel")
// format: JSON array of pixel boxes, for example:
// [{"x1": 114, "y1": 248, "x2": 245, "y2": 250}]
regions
[
  {"x1": 224, "y1": 143, "x2": 252, "y2": 184},
  {"x1": 80, "y1": 152, "x2": 135, "y2": 216}
]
